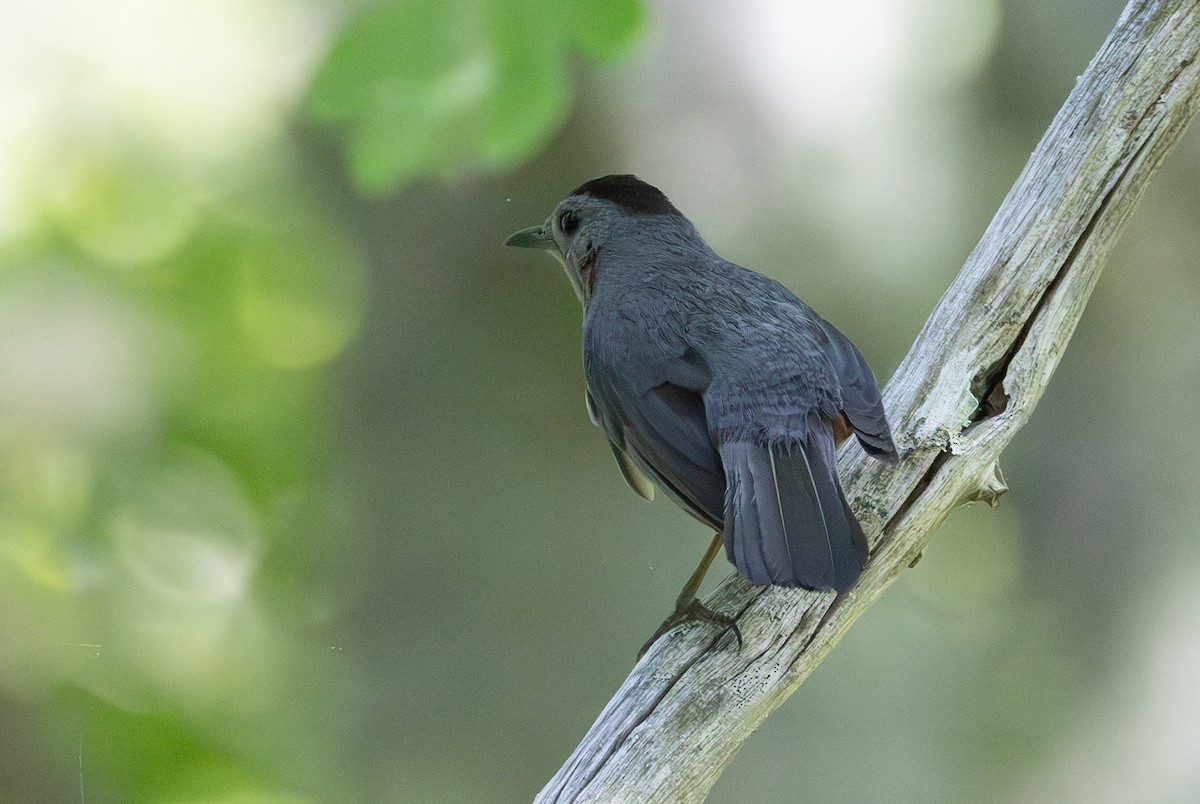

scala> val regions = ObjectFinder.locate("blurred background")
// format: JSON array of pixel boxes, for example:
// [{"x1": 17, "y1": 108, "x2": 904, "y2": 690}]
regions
[{"x1": 1, "y1": 0, "x2": 1198, "y2": 801}]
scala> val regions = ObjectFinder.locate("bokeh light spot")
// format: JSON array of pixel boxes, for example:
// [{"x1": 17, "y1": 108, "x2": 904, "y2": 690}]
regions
[
  {"x1": 55, "y1": 152, "x2": 198, "y2": 272},
  {"x1": 237, "y1": 237, "x2": 364, "y2": 370},
  {"x1": 0, "y1": 275, "x2": 172, "y2": 442}
]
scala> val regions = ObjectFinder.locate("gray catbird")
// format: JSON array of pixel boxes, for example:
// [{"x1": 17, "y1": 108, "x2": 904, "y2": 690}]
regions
[{"x1": 506, "y1": 175, "x2": 897, "y2": 650}]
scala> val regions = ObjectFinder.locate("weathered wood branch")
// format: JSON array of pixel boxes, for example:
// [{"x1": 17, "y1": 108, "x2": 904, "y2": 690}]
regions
[{"x1": 537, "y1": 1, "x2": 1200, "y2": 801}]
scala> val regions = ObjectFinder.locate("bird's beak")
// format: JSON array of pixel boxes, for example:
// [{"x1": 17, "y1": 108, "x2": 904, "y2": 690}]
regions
[{"x1": 504, "y1": 225, "x2": 555, "y2": 250}]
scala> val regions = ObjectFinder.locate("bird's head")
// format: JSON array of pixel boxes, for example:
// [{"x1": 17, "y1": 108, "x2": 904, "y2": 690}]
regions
[{"x1": 505, "y1": 174, "x2": 685, "y2": 306}]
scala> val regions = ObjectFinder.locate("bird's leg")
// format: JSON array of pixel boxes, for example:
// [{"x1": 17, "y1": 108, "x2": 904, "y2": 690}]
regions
[
  {"x1": 673, "y1": 530, "x2": 724, "y2": 609},
  {"x1": 638, "y1": 532, "x2": 742, "y2": 658}
]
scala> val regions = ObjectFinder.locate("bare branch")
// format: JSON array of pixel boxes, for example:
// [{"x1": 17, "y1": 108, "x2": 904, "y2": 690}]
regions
[{"x1": 537, "y1": 1, "x2": 1200, "y2": 801}]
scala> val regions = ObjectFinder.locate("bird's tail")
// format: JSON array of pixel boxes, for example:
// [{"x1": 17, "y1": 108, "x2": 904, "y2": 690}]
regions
[{"x1": 720, "y1": 426, "x2": 867, "y2": 592}]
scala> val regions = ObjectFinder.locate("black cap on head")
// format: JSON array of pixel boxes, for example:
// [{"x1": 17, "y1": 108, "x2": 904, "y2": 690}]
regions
[{"x1": 570, "y1": 174, "x2": 682, "y2": 217}]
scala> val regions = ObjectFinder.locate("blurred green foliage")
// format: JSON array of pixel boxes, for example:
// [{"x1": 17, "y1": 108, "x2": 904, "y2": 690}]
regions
[
  {"x1": 1, "y1": 0, "x2": 646, "y2": 798},
  {"x1": 0, "y1": 138, "x2": 365, "y2": 797},
  {"x1": 308, "y1": 0, "x2": 644, "y2": 192}
]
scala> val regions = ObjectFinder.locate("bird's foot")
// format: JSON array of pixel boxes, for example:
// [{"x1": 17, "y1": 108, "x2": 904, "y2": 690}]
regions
[{"x1": 638, "y1": 596, "x2": 742, "y2": 659}]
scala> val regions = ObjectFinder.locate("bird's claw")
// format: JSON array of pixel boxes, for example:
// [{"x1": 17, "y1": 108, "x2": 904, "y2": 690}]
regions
[{"x1": 638, "y1": 597, "x2": 742, "y2": 659}]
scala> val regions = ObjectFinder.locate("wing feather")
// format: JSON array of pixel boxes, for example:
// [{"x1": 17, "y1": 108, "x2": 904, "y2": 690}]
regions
[
  {"x1": 608, "y1": 441, "x2": 655, "y2": 501},
  {"x1": 586, "y1": 341, "x2": 724, "y2": 529},
  {"x1": 816, "y1": 319, "x2": 898, "y2": 462}
]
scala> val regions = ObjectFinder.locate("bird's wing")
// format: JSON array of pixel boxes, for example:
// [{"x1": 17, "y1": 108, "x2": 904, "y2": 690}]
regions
[
  {"x1": 585, "y1": 342, "x2": 725, "y2": 530},
  {"x1": 607, "y1": 438, "x2": 655, "y2": 501},
  {"x1": 587, "y1": 382, "x2": 656, "y2": 500},
  {"x1": 816, "y1": 318, "x2": 898, "y2": 462}
]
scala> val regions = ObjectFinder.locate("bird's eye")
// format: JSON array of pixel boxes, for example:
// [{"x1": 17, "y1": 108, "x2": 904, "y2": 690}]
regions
[{"x1": 559, "y1": 209, "x2": 579, "y2": 234}]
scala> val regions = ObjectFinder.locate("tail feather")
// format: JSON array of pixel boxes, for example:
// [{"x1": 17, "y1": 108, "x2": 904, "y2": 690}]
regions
[
  {"x1": 721, "y1": 430, "x2": 867, "y2": 592},
  {"x1": 723, "y1": 449, "x2": 772, "y2": 583}
]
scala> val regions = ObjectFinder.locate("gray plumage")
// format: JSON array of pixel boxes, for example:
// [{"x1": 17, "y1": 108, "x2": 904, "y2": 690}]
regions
[{"x1": 507, "y1": 175, "x2": 897, "y2": 593}]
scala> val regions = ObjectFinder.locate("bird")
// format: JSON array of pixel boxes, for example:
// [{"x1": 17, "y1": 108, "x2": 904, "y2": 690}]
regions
[{"x1": 505, "y1": 174, "x2": 898, "y2": 653}]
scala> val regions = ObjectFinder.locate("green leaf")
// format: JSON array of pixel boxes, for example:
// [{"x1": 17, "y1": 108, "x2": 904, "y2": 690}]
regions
[
  {"x1": 307, "y1": 0, "x2": 645, "y2": 194},
  {"x1": 558, "y1": 0, "x2": 645, "y2": 61}
]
